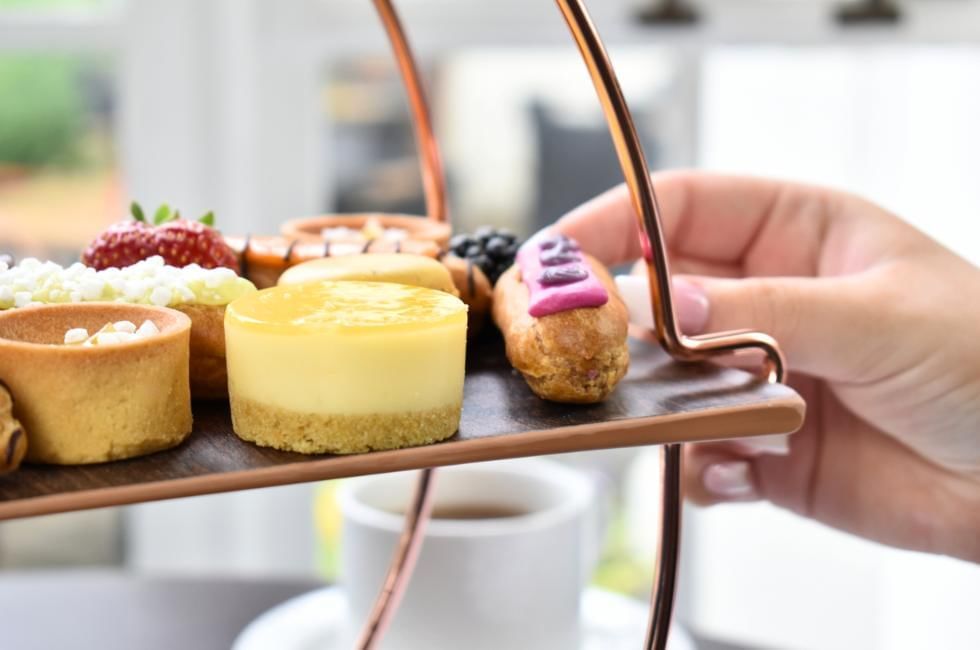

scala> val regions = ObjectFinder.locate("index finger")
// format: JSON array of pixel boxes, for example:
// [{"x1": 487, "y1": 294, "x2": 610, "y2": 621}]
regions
[{"x1": 553, "y1": 171, "x2": 809, "y2": 269}]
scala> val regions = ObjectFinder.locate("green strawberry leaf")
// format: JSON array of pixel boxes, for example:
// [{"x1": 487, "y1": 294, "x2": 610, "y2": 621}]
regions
[
  {"x1": 199, "y1": 211, "x2": 215, "y2": 227},
  {"x1": 154, "y1": 204, "x2": 173, "y2": 225},
  {"x1": 130, "y1": 201, "x2": 146, "y2": 222}
]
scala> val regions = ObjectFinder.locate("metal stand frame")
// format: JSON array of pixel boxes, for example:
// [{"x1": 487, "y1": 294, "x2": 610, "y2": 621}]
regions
[{"x1": 358, "y1": 1, "x2": 787, "y2": 648}]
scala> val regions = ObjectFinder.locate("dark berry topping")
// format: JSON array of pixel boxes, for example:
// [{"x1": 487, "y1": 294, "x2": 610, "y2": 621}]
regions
[
  {"x1": 485, "y1": 236, "x2": 510, "y2": 258},
  {"x1": 450, "y1": 226, "x2": 523, "y2": 285},
  {"x1": 539, "y1": 265, "x2": 588, "y2": 286},
  {"x1": 469, "y1": 254, "x2": 492, "y2": 273},
  {"x1": 474, "y1": 225, "x2": 496, "y2": 243},
  {"x1": 449, "y1": 234, "x2": 476, "y2": 252}
]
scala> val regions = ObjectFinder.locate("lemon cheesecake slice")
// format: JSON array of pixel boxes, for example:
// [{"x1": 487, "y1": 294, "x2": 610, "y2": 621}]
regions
[{"x1": 225, "y1": 280, "x2": 467, "y2": 454}]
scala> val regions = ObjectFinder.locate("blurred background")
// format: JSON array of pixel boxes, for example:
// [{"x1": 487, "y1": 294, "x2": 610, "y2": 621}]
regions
[{"x1": 1, "y1": 0, "x2": 980, "y2": 648}]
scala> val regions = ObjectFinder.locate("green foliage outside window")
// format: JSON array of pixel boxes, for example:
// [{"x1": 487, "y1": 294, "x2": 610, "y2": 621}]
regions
[{"x1": 0, "y1": 56, "x2": 88, "y2": 168}]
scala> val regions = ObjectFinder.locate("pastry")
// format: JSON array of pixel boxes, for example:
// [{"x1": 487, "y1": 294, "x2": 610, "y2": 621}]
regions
[
  {"x1": 492, "y1": 233, "x2": 629, "y2": 403},
  {"x1": 281, "y1": 213, "x2": 451, "y2": 248},
  {"x1": 0, "y1": 381, "x2": 27, "y2": 473},
  {"x1": 225, "y1": 280, "x2": 467, "y2": 454},
  {"x1": 0, "y1": 303, "x2": 192, "y2": 464},
  {"x1": 0, "y1": 256, "x2": 255, "y2": 398},
  {"x1": 440, "y1": 254, "x2": 492, "y2": 338},
  {"x1": 225, "y1": 235, "x2": 441, "y2": 289},
  {"x1": 279, "y1": 253, "x2": 458, "y2": 295}
]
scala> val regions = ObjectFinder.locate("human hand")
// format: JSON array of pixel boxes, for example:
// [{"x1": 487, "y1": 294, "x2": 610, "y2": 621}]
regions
[{"x1": 556, "y1": 171, "x2": 980, "y2": 562}]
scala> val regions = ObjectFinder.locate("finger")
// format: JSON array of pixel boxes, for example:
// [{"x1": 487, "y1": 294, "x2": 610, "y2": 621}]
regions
[
  {"x1": 619, "y1": 267, "x2": 875, "y2": 379},
  {"x1": 683, "y1": 443, "x2": 761, "y2": 506},
  {"x1": 689, "y1": 274, "x2": 879, "y2": 380},
  {"x1": 555, "y1": 171, "x2": 830, "y2": 271}
]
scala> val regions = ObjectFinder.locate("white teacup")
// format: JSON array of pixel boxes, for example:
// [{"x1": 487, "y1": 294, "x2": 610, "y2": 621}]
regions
[{"x1": 339, "y1": 459, "x2": 600, "y2": 650}]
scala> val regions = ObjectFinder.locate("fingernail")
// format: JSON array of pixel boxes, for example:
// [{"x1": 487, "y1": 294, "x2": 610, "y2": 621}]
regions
[
  {"x1": 732, "y1": 434, "x2": 791, "y2": 456},
  {"x1": 673, "y1": 277, "x2": 709, "y2": 335},
  {"x1": 703, "y1": 461, "x2": 758, "y2": 499}
]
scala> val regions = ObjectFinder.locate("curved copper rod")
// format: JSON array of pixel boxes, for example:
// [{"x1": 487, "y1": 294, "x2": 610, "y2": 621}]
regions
[
  {"x1": 358, "y1": 2, "x2": 448, "y2": 648},
  {"x1": 554, "y1": 1, "x2": 787, "y2": 649},
  {"x1": 372, "y1": 0, "x2": 449, "y2": 224},
  {"x1": 649, "y1": 443, "x2": 682, "y2": 650},
  {"x1": 355, "y1": 468, "x2": 437, "y2": 649},
  {"x1": 553, "y1": 0, "x2": 786, "y2": 384}
]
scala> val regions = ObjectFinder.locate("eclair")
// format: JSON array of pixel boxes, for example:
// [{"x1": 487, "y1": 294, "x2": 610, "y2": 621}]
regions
[{"x1": 492, "y1": 233, "x2": 629, "y2": 403}]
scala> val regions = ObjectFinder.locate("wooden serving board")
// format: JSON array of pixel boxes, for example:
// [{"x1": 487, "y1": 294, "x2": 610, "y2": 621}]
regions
[{"x1": 0, "y1": 334, "x2": 804, "y2": 520}]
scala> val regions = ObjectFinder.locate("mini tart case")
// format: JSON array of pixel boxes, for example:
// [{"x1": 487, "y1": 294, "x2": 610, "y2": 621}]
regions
[
  {"x1": 280, "y1": 213, "x2": 451, "y2": 248},
  {"x1": 0, "y1": 303, "x2": 193, "y2": 465}
]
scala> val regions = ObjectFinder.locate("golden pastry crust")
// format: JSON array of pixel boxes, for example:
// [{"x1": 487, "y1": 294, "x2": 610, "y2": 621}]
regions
[
  {"x1": 174, "y1": 303, "x2": 228, "y2": 399},
  {"x1": 0, "y1": 303, "x2": 192, "y2": 465},
  {"x1": 230, "y1": 395, "x2": 460, "y2": 455},
  {"x1": 492, "y1": 255, "x2": 629, "y2": 403},
  {"x1": 0, "y1": 382, "x2": 27, "y2": 473},
  {"x1": 442, "y1": 254, "x2": 493, "y2": 338}
]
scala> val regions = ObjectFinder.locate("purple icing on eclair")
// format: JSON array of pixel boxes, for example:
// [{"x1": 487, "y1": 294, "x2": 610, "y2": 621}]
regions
[{"x1": 516, "y1": 232, "x2": 608, "y2": 317}]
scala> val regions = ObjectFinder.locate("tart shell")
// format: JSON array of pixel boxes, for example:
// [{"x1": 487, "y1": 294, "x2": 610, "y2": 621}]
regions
[
  {"x1": 0, "y1": 303, "x2": 193, "y2": 465},
  {"x1": 280, "y1": 213, "x2": 451, "y2": 248},
  {"x1": 174, "y1": 303, "x2": 228, "y2": 400}
]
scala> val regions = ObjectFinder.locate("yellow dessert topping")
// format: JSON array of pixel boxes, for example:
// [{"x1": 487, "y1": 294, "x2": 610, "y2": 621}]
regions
[{"x1": 226, "y1": 280, "x2": 466, "y2": 333}]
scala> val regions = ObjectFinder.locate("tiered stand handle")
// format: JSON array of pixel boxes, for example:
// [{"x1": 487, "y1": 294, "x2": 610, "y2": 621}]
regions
[{"x1": 360, "y1": 1, "x2": 788, "y2": 649}]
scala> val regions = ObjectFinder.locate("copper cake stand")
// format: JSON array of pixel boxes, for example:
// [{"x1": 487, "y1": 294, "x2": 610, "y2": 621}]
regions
[
  {"x1": 0, "y1": 2, "x2": 796, "y2": 648},
  {"x1": 358, "y1": 1, "x2": 788, "y2": 649}
]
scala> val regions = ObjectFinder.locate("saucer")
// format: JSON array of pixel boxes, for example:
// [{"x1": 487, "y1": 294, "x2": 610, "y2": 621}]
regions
[{"x1": 233, "y1": 586, "x2": 695, "y2": 650}]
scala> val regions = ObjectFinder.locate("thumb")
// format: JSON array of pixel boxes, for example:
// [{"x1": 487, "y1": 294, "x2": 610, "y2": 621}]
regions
[{"x1": 673, "y1": 274, "x2": 873, "y2": 380}]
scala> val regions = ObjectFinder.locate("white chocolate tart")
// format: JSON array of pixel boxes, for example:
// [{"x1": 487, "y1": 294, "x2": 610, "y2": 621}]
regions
[
  {"x1": 0, "y1": 303, "x2": 193, "y2": 464},
  {"x1": 225, "y1": 280, "x2": 467, "y2": 454},
  {"x1": 0, "y1": 256, "x2": 257, "y2": 399}
]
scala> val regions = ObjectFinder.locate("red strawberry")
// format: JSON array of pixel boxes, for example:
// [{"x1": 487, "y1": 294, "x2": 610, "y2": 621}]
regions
[
  {"x1": 82, "y1": 203, "x2": 240, "y2": 272},
  {"x1": 153, "y1": 218, "x2": 240, "y2": 270},
  {"x1": 81, "y1": 212, "x2": 154, "y2": 270}
]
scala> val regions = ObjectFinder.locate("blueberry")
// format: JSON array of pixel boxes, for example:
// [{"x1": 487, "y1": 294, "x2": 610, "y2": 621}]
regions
[
  {"x1": 485, "y1": 236, "x2": 510, "y2": 258},
  {"x1": 474, "y1": 225, "x2": 496, "y2": 242},
  {"x1": 450, "y1": 234, "x2": 475, "y2": 254},
  {"x1": 450, "y1": 227, "x2": 523, "y2": 287},
  {"x1": 470, "y1": 254, "x2": 492, "y2": 273}
]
